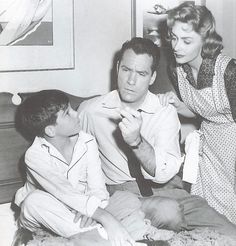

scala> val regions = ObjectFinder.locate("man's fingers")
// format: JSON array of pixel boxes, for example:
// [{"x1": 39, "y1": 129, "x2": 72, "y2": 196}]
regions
[
  {"x1": 73, "y1": 211, "x2": 82, "y2": 223},
  {"x1": 120, "y1": 107, "x2": 141, "y2": 121}
]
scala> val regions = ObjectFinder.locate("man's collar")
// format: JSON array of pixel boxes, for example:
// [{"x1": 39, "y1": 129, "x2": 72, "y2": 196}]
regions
[
  {"x1": 138, "y1": 91, "x2": 161, "y2": 114},
  {"x1": 102, "y1": 90, "x2": 161, "y2": 113}
]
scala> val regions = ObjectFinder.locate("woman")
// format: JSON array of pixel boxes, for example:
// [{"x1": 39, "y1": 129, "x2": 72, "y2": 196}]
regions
[{"x1": 159, "y1": 2, "x2": 236, "y2": 224}]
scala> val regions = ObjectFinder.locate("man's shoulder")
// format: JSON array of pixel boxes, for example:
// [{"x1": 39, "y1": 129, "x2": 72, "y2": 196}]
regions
[
  {"x1": 148, "y1": 92, "x2": 178, "y2": 115},
  {"x1": 78, "y1": 131, "x2": 95, "y2": 143},
  {"x1": 78, "y1": 91, "x2": 117, "y2": 113},
  {"x1": 78, "y1": 94, "x2": 105, "y2": 112}
]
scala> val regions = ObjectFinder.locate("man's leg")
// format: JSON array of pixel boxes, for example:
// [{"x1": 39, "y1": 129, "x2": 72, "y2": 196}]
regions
[
  {"x1": 152, "y1": 188, "x2": 236, "y2": 236},
  {"x1": 106, "y1": 182, "x2": 186, "y2": 232}
]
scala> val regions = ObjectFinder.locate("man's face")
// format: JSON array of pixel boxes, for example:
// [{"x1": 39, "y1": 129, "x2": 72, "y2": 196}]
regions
[
  {"x1": 117, "y1": 49, "x2": 156, "y2": 108},
  {"x1": 54, "y1": 104, "x2": 81, "y2": 137}
]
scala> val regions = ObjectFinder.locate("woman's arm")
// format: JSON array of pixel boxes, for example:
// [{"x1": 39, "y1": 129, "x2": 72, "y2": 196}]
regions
[{"x1": 158, "y1": 91, "x2": 196, "y2": 118}]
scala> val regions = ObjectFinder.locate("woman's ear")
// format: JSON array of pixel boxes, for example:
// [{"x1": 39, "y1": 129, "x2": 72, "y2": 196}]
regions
[{"x1": 45, "y1": 125, "x2": 56, "y2": 138}]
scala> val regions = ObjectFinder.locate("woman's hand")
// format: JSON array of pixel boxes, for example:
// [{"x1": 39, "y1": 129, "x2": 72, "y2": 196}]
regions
[
  {"x1": 158, "y1": 91, "x2": 181, "y2": 109},
  {"x1": 158, "y1": 91, "x2": 196, "y2": 118}
]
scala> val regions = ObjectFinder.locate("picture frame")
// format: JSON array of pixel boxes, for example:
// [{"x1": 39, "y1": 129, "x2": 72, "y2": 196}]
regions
[
  {"x1": 0, "y1": 0, "x2": 75, "y2": 72},
  {"x1": 133, "y1": 0, "x2": 206, "y2": 46},
  {"x1": 132, "y1": 0, "x2": 172, "y2": 47}
]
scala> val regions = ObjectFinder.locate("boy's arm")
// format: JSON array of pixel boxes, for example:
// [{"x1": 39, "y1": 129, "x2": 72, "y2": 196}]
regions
[
  {"x1": 25, "y1": 147, "x2": 107, "y2": 217},
  {"x1": 86, "y1": 136, "x2": 109, "y2": 201}
]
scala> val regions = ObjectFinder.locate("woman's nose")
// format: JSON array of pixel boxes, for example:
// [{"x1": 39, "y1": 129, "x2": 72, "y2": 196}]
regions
[
  {"x1": 72, "y1": 109, "x2": 78, "y2": 118},
  {"x1": 173, "y1": 40, "x2": 181, "y2": 52}
]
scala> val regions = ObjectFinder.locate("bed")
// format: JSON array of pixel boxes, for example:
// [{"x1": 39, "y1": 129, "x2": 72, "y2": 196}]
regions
[
  {"x1": 1, "y1": 91, "x2": 235, "y2": 246},
  {"x1": 0, "y1": 92, "x2": 86, "y2": 205}
]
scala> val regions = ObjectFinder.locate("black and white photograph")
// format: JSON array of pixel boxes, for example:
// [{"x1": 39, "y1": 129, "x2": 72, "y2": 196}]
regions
[{"x1": 0, "y1": 0, "x2": 236, "y2": 245}]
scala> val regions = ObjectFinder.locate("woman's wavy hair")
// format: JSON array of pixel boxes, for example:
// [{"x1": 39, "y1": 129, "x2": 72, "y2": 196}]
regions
[{"x1": 167, "y1": 2, "x2": 223, "y2": 59}]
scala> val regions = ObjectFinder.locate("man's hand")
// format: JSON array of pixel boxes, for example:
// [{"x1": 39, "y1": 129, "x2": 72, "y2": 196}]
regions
[
  {"x1": 72, "y1": 210, "x2": 97, "y2": 228},
  {"x1": 118, "y1": 107, "x2": 142, "y2": 147}
]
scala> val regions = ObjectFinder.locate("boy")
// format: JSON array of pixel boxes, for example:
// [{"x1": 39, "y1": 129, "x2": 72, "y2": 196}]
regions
[{"x1": 14, "y1": 90, "x2": 135, "y2": 246}]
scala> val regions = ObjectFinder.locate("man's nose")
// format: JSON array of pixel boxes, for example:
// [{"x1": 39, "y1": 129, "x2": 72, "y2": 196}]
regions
[{"x1": 127, "y1": 72, "x2": 136, "y2": 85}]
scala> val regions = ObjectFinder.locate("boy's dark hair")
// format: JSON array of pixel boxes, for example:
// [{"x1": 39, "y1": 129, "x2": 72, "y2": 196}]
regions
[
  {"x1": 118, "y1": 37, "x2": 160, "y2": 74},
  {"x1": 17, "y1": 90, "x2": 69, "y2": 138}
]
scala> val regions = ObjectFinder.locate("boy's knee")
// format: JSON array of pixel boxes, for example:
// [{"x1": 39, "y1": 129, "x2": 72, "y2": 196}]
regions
[{"x1": 21, "y1": 190, "x2": 47, "y2": 217}]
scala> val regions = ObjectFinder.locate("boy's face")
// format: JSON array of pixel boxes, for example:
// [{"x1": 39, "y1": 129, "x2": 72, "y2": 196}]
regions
[{"x1": 54, "y1": 104, "x2": 81, "y2": 137}]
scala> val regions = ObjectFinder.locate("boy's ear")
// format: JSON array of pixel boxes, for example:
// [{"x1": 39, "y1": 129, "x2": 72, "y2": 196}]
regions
[{"x1": 45, "y1": 125, "x2": 56, "y2": 138}]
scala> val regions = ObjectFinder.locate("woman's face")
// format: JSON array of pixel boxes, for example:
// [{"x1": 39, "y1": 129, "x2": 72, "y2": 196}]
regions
[{"x1": 170, "y1": 21, "x2": 203, "y2": 67}]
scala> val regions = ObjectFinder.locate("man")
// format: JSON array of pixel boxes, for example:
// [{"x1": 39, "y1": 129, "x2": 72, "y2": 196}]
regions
[{"x1": 78, "y1": 37, "x2": 236, "y2": 235}]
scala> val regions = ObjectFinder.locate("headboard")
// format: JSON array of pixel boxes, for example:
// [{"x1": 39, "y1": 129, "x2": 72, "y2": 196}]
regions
[{"x1": 0, "y1": 92, "x2": 88, "y2": 204}]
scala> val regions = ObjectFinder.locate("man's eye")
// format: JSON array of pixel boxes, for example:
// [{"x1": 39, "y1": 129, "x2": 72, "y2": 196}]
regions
[{"x1": 138, "y1": 72, "x2": 146, "y2": 76}]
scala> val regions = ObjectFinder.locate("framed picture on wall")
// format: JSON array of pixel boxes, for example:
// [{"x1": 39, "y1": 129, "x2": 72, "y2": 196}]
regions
[
  {"x1": 0, "y1": 0, "x2": 74, "y2": 72},
  {"x1": 133, "y1": 0, "x2": 206, "y2": 46}
]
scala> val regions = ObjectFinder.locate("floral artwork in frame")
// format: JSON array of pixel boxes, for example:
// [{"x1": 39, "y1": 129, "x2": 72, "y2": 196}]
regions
[{"x1": 0, "y1": 0, "x2": 74, "y2": 72}]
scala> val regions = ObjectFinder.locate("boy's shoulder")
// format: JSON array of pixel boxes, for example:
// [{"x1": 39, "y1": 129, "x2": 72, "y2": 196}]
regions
[{"x1": 25, "y1": 136, "x2": 50, "y2": 155}]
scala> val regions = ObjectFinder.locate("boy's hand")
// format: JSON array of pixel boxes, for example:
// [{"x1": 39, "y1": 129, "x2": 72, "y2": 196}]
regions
[
  {"x1": 118, "y1": 107, "x2": 142, "y2": 147},
  {"x1": 73, "y1": 210, "x2": 97, "y2": 228},
  {"x1": 105, "y1": 218, "x2": 135, "y2": 246}
]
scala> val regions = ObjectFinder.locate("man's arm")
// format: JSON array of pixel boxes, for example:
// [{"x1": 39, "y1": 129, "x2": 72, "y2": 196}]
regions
[
  {"x1": 118, "y1": 108, "x2": 156, "y2": 177},
  {"x1": 119, "y1": 106, "x2": 182, "y2": 183}
]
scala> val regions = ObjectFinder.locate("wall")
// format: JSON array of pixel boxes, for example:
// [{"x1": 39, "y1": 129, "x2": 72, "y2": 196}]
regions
[
  {"x1": 0, "y1": 1, "x2": 132, "y2": 245},
  {"x1": 207, "y1": 0, "x2": 236, "y2": 58},
  {"x1": 0, "y1": 0, "x2": 132, "y2": 97}
]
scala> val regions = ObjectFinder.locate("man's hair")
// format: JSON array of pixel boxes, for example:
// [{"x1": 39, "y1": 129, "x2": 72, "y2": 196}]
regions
[
  {"x1": 17, "y1": 90, "x2": 69, "y2": 138},
  {"x1": 118, "y1": 37, "x2": 160, "y2": 73},
  {"x1": 167, "y1": 2, "x2": 223, "y2": 59}
]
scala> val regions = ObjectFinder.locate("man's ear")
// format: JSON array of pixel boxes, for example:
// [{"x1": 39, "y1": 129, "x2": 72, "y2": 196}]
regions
[
  {"x1": 45, "y1": 125, "x2": 56, "y2": 138},
  {"x1": 116, "y1": 61, "x2": 120, "y2": 73},
  {"x1": 149, "y1": 71, "x2": 157, "y2": 86}
]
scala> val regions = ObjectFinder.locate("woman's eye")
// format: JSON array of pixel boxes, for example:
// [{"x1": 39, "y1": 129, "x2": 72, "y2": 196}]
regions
[{"x1": 184, "y1": 41, "x2": 191, "y2": 45}]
